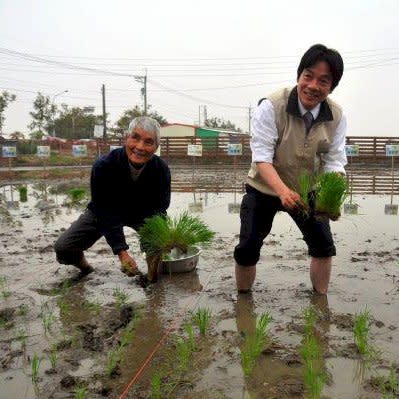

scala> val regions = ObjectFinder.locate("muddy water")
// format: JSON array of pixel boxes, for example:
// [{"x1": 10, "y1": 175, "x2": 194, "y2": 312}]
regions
[{"x1": 0, "y1": 181, "x2": 398, "y2": 398}]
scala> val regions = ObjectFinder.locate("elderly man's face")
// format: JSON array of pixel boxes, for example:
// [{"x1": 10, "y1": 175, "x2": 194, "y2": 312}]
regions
[{"x1": 125, "y1": 127, "x2": 157, "y2": 166}]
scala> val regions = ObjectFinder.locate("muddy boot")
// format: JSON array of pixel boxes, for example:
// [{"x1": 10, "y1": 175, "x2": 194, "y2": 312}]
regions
[{"x1": 74, "y1": 257, "x2": 94, "y2": 275}]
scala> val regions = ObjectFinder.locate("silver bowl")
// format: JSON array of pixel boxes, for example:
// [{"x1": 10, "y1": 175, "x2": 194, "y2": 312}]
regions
[{"x1": 160, "y1": 246, "x2": 201, "y2": 274}]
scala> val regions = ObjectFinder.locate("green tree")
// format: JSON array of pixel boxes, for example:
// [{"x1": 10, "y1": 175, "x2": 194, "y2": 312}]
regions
[
  {"x1": 204, "y1": 117, "x2": 242, "y2": 132},
  {"x1": 28, "y1": 92, "x2": 55, "y2": 135},
  {"x1": 0, "y1": 91, "x2": 16, "y2": 134},
  {"x1": 115, "y1": 105, "x2": 167, "y2": 136},
  {"x1": 54, "y1": 104, "x2": 104, "y2": 139}
]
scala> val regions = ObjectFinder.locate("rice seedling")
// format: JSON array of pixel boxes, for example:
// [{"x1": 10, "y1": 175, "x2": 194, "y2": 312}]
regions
[
  {"x1": 18, "y1": 186, "x2": 28, "y2": 202},
  {"x1": 176, "y1": 337, "x2": 191, "y2": 372},
  {"x1": 192, "y1": 307, "x2": 212, "y2": 336},
  {"x1": 119, "y1": 317, "x2": 139, "y2": 349},
  {"x1": 49, "y1": 348, "x2": 57, "y2": 369},
  {"x1": 18, "y1": 303, "x2": 29, "y2": 317},
  {"x1": 74, "y1": 385, "x2": 88, "y2": 399},
  {"x1": 57, "y1": 299, "x2": 70, "y2": 318},
  {"x1": 303, "y1": 306, "x2": 317, "y2": 336},
  {"x1": 241, "y1": 312, "x2": 273, "y2": 376},
  {"x1": 84, "y1": 299, "x2": 101, "y2": 315},
  {"x1": 31, "y1": 353, "x2": 41, "y2": 383},
  {"x1": 353, "y1": 308, "x2": 371, "y2": 355},
  {"x1": 41, "y1": 313, "x2": 55, "y2": 334},
  {"x1": 184, "y1": 322, "x2": 196, "y2": 352},
  {"x1": 112, "y1": 287, "x2": 129, "y2": 308},
  {"x1": 150, "y1": 370, "x2": 162, "y2": 399},
  {"x1": 0, "y1": 276, "x2": 11, "y2": 298},
  {"x1": 381, "y1": 366, "x2": 399, "y2": 399},
  {"x1": 314, "y1": 172, "x2": 348, "y2": 220},
  {"x1": 298, "y1": 173, "x2": 315, "y2": 217},
  {"x1": 105, "y1": 348, "x2": 122, "y2": 377},
  {"x1": 16, "y1": 327, "x2": 27, "y2": 348},
  {"x1": 138, "y1": 212, "x2": 214, "y2": 281},
  {"x1": 67, "y1": 188, "x2": 88, "y2": 203}
]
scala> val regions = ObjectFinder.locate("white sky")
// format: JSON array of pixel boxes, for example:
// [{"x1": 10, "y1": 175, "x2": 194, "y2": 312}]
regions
[{"x1": 0, "y1": 0, "x2": 398, "y2": 136}]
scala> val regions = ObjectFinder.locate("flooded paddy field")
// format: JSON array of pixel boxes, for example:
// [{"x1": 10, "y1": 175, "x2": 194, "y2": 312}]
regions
[{"x1": 0, "y1": 181, "x2": 398, "y2": 398}]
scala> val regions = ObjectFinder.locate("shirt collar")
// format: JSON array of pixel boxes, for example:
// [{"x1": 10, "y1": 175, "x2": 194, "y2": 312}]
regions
[{"x1": 297, "y1": 98, "x2": 320, "y2": 120}]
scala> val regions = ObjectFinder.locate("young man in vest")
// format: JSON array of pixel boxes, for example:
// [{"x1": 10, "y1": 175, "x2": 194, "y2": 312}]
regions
[{"x1": 234, "y1": 44, "x2": 346, "y2": 295}]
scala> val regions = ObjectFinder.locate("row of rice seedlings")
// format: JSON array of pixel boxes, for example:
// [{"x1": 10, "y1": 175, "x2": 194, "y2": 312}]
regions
[
  {"x1": 300, "y1": 307, "x2": 326, "y2": 399},
  {"x1": 149, "y1": 311, "x2": 213, "y2": 398},
  {"x1": 112, "y1": 287, "x2": 130, "y2": 308},
  {"x1": 241, "y1": 312, "x2": 273, "y2": 376},
  {"x1": 18, "y1": 303, "x2": 30, "y2": 317},
  {"x1": 381, "y1": 366, "x2": 399, "y2": 399},
  {"x1": 57, "y1": 298, "x2": 70, "y2": 318},
  {"x1": 16, "y1": 327, "x2": 28, "y2": 349},
  {"x1": 31, "y1": 353, "x2": 41, "y2": 383},
  {"x1": 0, "y1": 276, "x2": 11, "y2": 298},
  {"x1": 48, "y1": 346, "x2": 57, "y2": 369},
  {"x1": 105, "y1": 315, "x2": 140, "y2": 378}
]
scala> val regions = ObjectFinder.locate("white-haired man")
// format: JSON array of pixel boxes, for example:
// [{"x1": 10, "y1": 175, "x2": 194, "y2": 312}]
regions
[{"x1": 54, "y1": 116, "x2": 171, "y2": 276}]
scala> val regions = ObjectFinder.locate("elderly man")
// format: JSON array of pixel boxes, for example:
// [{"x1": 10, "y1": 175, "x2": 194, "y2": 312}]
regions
[
  {"x1": 54, "y1": 116, "x2": 171, "y2": 276},
  {"x1": 234, "y1": 44, "x2": 346, "y2": 295}
]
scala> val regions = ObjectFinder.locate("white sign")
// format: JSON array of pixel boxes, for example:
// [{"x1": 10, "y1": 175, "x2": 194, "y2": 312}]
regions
[
  {"x1": 72, "y1": 145, "x2": 87, "y2": 157},
  {"x1": 109, "y1": 145, "x2": 123, "y2": 152},
  {"x1": 187, "y1": 144, "x2": 202, "y2": 157},
  {"x1": 37, "y1": 146, "x2": 50, "y2": 158},
  {"x1": 2, "y1": 146, "x2": 17, "y2": 158},
  {"x1": 94, "y1": 125, "x2": 103, "y2": 138},
  {"x1": 386, "y1": 144, "x2": 399, "y2": 157},
  {"x1": 345, "y1": 145, "x2": 359, "y2": 157},
  {"x1": 227, "y1": 143, "x2": 242, "y2": 156}
]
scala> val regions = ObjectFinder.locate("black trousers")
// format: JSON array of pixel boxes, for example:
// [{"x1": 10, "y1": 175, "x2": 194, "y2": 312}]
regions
[{"x1": 234, "y1": 185, "x2": 336, "y2": 266}]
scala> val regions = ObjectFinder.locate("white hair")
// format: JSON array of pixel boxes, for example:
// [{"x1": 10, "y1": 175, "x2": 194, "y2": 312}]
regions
[{"x1": 127, "y1": 116, "x2": 160, "y2": 147}]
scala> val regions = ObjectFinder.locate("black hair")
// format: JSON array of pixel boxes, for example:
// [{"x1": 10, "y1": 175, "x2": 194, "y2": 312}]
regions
[{"x1": 297, "y1": 44, "x2": 344, "y2": 92}]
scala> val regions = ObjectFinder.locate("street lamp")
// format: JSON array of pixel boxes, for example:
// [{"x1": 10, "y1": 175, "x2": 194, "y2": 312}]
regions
[{"x1": 52, "y1": 89, "x2": 69, "y2": 137}]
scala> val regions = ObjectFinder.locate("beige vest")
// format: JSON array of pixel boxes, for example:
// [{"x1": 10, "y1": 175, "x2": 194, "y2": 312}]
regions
[{"x1": 247, "y1": 87, "x2": 343, "y2": 196}]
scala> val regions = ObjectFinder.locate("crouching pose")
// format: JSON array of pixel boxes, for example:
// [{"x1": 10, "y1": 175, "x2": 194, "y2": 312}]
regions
[
  {"x1": 234, "y1": 44, "x2": 347, "y2": 294},
  {"x1": 54, "y1": 116, "x2": 171, "y2": 277}
]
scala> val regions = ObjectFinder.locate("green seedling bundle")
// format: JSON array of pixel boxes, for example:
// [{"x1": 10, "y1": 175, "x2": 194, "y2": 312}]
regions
[{"x1": 139, "y1": 212, "x2": 214, "y2": 282}]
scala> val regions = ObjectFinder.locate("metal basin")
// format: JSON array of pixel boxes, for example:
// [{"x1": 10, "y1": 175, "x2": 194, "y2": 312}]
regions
[{"x1": 160, "y1": 246, "x2": 201, "y2": 274}]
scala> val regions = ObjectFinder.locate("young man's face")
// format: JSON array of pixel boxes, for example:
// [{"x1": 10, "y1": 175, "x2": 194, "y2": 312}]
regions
[
  {"x1": 297, "y1": 60, "x2": 333, "y2": 110},
  {"x1": 125, "y1": 127, "x2": 158, "y2": 166}
]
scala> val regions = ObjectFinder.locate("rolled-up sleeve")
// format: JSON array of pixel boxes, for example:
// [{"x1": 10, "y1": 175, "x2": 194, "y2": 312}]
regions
[
  {"x1": 251, "y1": 99, "x2": 279, "y2": 163},
  {"x1": 321, "y1": 113, "x2": 347, "y2": 174}
]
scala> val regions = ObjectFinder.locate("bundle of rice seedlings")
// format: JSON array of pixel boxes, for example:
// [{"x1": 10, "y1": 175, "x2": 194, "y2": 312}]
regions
[
  {"x1": 138, "y1": 212, "x2": 214, "y2": 282},
  {"x1": 298, "y1": 173, "x2": 315, "y2": 217},
  {"x1": 314, "y1": 172, "x2": 348, "y2": 221}
]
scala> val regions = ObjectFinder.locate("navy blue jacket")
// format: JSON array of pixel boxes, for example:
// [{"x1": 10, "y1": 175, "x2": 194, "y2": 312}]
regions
[{"x1": 87, "y1": 148, "x2": 171, "y2": 254}]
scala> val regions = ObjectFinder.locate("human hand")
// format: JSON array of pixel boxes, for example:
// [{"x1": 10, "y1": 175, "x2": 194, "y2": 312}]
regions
[
  {"x1": 278, "y1": 188, "x2": 301, "y2": 210},
  {"x1": 118, "y1": 251, "x2": 141, "y2": 276}
]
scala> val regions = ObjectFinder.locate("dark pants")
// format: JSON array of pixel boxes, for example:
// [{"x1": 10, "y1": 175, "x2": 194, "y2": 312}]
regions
[
  {"x1": 234, "y1": 185, "x2": 336, "y2": 266},
  {"x1": 54, "y1": 209, "x2": 103, "y2": 265}
]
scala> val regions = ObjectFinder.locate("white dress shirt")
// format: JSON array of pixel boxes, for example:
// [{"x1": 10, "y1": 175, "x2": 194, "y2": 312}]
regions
[{"x1": 251, "y1": 97, "x2": 347, "y2": 174}]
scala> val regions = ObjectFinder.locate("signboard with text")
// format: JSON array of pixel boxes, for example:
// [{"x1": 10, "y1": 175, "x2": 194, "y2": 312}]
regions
[
  {"x1": 227, "y1": 143, "x2": 242, "y2": 156},
  {"x1": 386, "y1": 144, "x2": 399, "y2": 157},
  {"x1": 345, "y1": 145, "x2": 359, "y2": 157},
  {"x1": 37, "y1": 146, "x2": 50, "y2": 158},
  {"x1": 2, "y1": 146, "x2": 17, "y2": 158},
  {"x1": 187, "y1": 144, "x2": 202, "y2": 157},
  {"x1": 72, "y1": 145, "x2": 87, "y2": 157}
]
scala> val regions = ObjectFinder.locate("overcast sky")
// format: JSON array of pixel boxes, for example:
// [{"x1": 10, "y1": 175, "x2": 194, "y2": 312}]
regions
[{"x1": 0, "y1": 0, "x2": 398, "y2": 137}]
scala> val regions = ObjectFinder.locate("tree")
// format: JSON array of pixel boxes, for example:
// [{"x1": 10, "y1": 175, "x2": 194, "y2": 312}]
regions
[
  {"x1": 115, "y1": 105, "x2": 168, "y2": 136},
  {"x1": 9, "y1": 131, "x2": 25, "y2": 140},
  {"x1": 28, "y1": 92, "x2": 55, "y2": 135},
  {"x1": 204, "y1": 117, "x2": 242, "y2": 132},
  {"x1": 53, "y1": 104, "x2": 104, "y2": 139},
  {"x1": 0, "y1": 91, "x2": 17, "y2": 134}
]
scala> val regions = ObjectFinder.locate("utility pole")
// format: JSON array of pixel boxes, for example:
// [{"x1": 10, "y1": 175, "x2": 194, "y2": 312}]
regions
[
  {"x1": 135, "y1": 70, "x2": 147, "y2": 115},
  {"x1": 248, "y1": 106, "x2": 252, "y2": 134},
  {"x1": 198, "y1": 105, "x2": 201, "y2": 126},
  {"x1": 204, "y1": 105, "x2": 207, "y2": 124},
  {"x1": 102, "y1": 84, "x2": 107, "y2": 139}
]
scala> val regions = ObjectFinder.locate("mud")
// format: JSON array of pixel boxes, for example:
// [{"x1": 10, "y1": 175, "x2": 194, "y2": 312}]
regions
[{"x1": 0, "y1": 181, "x2": 399, "y2": 398}]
